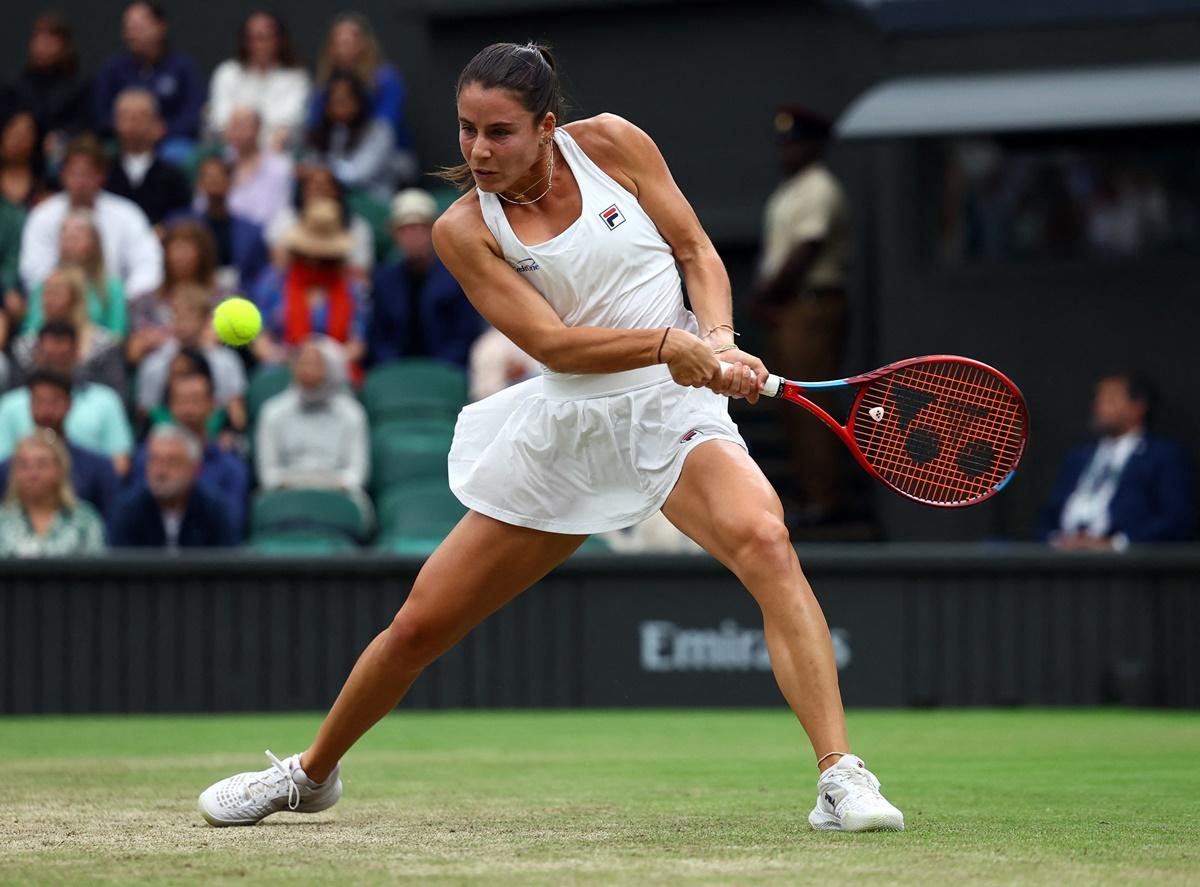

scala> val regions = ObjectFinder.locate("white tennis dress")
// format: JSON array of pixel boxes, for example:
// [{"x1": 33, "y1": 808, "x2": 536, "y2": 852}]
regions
[{"x1": 447, "y1": 127, "x2": 746, "y2": 534}]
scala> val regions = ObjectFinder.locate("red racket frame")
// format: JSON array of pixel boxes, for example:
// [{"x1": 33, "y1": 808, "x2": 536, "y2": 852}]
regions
[{"x1": 763, "y1": 354, "x2": 1029, "y2": 508}]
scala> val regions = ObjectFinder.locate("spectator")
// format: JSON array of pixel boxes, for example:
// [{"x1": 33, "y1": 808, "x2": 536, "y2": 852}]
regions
[
  {"x1": 0, "y1": 428, "x2": 105, "y2": 556},
  {"x1": 11, "y1": 268, "x2": 125, "y2": 396},
  {"x1": 751, "y1": 105, "x2": 852, "y2": 527},
  {"x1": 1036, "y1": 372, "x2": 1195, "y2": 549},
  {"x1": 206, "y1": 12, "x2": 310, "y2": 152},
  {"x1": 305, "y1": 71, "x2": 399, "y2": 203},
  {"x1": 110, "y1": 424, "x2": 237, "y2": 549},
  {"x1": 256, "y1": 336, "x2": 367, "y2": 495},
  {"x1": 104, "y1": 88, "x2": 191, "y2": 226},
  {"x1": 176, "y1": 155, "x2": 268, "y2": 294},
  {"x1": 254, "y1": 198, "x2": 366, "y2": 369},
  {"x1": 223, "y1": 107, "x2": 294, "y2": 229},
  {"x1": 132, "y1": 369, "x2": 248, "y2": 534},
  {"x1": 136, "y1": 285, "x2": 247, "y2": 430},
  {"x1": 468, "y1": 326, "x2": 540, "y2": 402},
  {"x1": 0, "y1": 108, "x2": 50, "y2": 210},
  {"x1": 369, "y1": 188, "x2": 481, "y2": 368},
  {"x1": 127, "y1": 219, "x2": 218, "y2": 364},
  {"x1": 0, "y1": 320, "x2": 133, "y2": 475},
  {"x1": 310, "y1": 13, "x2": 415, "y2": 164},
  {"x1": 23, "y1": 210, "x2": 127, "y2": 335},
  {"x1": 267, "y1": 164, "x2": 374, "y2": 276},
  {"x1": 145, "y1": 347, "x2": 233, "y2": 439},
  {"x1": 0, "y1": 370, "x2": 118, "y2": 523},
  {"x1": 0, "y1": 220, "x2": 22, "y2": 359},
  {"x1": 92, "y1": 2, "x2": 203, "y2": 164},
  {"x1": 20, "y1": 134, "x2": 163, "y2": 300},
  {"x1": 3, "y1": 13, "x2": 91, "y2": 164}
]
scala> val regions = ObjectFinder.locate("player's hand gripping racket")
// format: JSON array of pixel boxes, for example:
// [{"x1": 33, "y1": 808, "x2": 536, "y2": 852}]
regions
[{"x1": 723, "y1": 355, "x2": 1028, "y2": 507}]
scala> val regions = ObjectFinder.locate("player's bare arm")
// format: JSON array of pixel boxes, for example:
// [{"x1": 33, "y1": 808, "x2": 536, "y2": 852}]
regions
[
  {"x1": 432, "y1": 196, "x2": 717, "y2": 386},
  {"x1": 571, "y1": 114, "x2": 765, "y2": 403}
]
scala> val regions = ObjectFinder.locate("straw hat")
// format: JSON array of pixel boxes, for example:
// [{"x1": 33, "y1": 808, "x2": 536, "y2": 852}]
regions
[{"x1": 284, "y1": 198, "x2": 353, "y2": 260}]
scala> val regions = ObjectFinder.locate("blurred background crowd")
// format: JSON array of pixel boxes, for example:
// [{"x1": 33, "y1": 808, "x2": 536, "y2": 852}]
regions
[{"x1": 0, "y1": 1, "x2": 1194, "y2": 558}]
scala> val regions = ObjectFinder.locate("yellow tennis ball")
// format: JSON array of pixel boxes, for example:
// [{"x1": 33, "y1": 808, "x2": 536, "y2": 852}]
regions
[{"x1": 213, "y1": 297, "x2": 262, "y2": 347}]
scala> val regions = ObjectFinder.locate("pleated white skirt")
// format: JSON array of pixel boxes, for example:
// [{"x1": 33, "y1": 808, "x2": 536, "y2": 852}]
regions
[{"x1": 448, "y1": 364, "x2": 746, "y2": 534}]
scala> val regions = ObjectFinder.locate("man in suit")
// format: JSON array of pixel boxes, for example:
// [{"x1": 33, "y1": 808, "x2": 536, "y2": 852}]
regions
[
  {"x1": 110, "y1": 424, "x2": 238, "y2": 549},
  {"x1": 1036, "y1": 372, "x2": 1195, "y2": 549},
  {"x1": 367, "y1": 188, "x2": 482, "y2": 368},
  {"x1": 104, "y1": 87, "x2": 191, "y2": 226},
  {"x1": 171, "y1": 155, "x2": 269, "y2": 293}
]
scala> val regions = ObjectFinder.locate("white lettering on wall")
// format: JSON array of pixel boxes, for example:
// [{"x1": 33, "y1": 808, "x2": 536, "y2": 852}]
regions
[{"x1": 639, "y1": 620, "x2": 853, "y2": 672}]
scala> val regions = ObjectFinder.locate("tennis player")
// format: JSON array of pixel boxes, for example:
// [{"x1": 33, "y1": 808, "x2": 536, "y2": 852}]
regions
[{"x1": 199, "y1": 42, "x2": 903, "y2": 833}]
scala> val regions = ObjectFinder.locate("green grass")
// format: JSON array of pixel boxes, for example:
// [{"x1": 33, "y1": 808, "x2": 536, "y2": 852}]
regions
[{"x1": 1, "y1": 709, "x2": 1198, "y2": 885}]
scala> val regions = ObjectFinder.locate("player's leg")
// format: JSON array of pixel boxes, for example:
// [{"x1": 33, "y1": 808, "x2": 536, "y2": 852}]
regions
[
  {"x1": 199, "y1": 512, "x2": 585, "y2": 826},
  {"x1": 660, "y1": 439, "x2": 903, "y2": 831},
  {"x1": 301, "y1": 511, "x2": 586, "y2": 781},
  {"x1": 660, "y1": 439, "x2": 848, "y2": 761}
]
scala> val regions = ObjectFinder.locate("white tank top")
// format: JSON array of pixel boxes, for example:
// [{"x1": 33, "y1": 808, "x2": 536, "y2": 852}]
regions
[{"x1": 478, "y1": 127, "x2": 697, "y2": 367}]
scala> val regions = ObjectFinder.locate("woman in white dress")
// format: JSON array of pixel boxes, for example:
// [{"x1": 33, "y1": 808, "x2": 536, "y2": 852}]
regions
[{"x1": 199, "y1": 43, "x2": 903, "y2": 834}]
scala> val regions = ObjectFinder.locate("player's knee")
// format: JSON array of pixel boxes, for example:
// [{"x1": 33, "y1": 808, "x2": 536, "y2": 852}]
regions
[
  {"x1": 729, "y1": 517, "x2": 794, "y2": 575},
  {"x1": 383, "y1": 611, "x2": 449, "y2": 670}
]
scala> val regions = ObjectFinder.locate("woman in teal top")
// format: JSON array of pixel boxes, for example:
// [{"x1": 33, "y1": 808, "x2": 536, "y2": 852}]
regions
[
  {"x1": 23, "y1": 209, "x2": 128, "y2": 335},
  {"x1": 0, "y1": 429, "x2": 105, "y2": 557}
]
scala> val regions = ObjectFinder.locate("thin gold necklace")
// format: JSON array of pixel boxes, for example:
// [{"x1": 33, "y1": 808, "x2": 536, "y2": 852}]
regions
[{"x1": 498, "y1": 148, "x2": 555, "y2": 206}]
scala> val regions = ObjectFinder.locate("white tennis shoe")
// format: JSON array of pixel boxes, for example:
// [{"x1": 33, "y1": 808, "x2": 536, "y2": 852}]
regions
[
  {"x1": 808, "y1": 754, "x2": 904, "y2": 832},
  {"x1": 198, "y1": 751, "x2": 342, "y2": 827}
]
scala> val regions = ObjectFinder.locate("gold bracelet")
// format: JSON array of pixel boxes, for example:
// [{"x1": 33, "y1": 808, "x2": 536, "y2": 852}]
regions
[
  {"x1": 703, "y1": 323, "x2": 739, "y2": 339},
  {"x1": 712, "y1": 343, "x2": 737, "y2": 355}
]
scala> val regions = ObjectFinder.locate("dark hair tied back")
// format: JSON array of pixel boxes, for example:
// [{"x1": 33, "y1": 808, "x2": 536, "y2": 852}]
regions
[{"x1": 456, "y1": 42, "x2": 562, "y2": 122}]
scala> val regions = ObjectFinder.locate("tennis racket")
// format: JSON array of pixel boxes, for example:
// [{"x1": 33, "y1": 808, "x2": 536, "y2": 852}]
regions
[{"x1": 723, "y1": 355, "x2": 1028, "y2": 507}]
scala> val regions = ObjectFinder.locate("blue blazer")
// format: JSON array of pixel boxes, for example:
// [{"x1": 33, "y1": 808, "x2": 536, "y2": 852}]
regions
[
  {"x1": 1035, "y1": 434, "x2": 1196, "y2": 543},
  {"x1": 109, "y1": 482, "x2": 238, "y2": 549},
  {"x1": 367, "y1": 257, "x2": 483, "y2": 369}
]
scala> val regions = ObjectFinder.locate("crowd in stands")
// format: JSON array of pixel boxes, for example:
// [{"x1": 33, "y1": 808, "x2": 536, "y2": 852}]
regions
[
  {"x1": 0, "y1": 5, "x2": 1192, "y2": 557},
  {"x1": 0, "y1": 3, "x2": 500, "y2": 557}
]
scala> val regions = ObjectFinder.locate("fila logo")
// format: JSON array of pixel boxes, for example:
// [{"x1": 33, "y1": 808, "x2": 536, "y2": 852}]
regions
[{"x1": 599, "y1": 204, "x2": 626, "y2": 230}]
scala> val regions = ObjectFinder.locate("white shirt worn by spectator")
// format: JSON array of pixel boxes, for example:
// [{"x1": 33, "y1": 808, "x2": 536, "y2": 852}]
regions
[
  {"x1": 468, "y1": 326, "x2": 541, "y2": 402},
  {"x1": 206, "y1": 61, "x2": 311, "y2": 148},
  {"x1": 226, "y1": 151, "x2": 294, "y2": 230},
  {"x1": 136, "y1": 341, "x2": 248, "y2": 413},
  {"x1": 1059, "y1": 430, "x2": 1143, "y2": 538},
  {"x1": 122, "y1": 152, "x2": 154, "y2": 188},
  {"x1": 20, "y1": 191, "x2": 164, "y2": 299},
  {"x1": 255, "y1": 386, "x2": 369, "y2": 491}
]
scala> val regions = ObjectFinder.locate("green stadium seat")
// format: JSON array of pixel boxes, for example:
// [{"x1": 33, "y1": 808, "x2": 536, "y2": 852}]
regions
[
  {"x1": 361, "y1": 360, "x2": 468, "y2": 423},
  {"x1": 246, "y1": 364, "x2": 292, "y2": 425},
  {"x1": 376, "y1": 479, "x2": 466, "y2": 537},
  {"x1": 250, "y1": 488, "x2": 372, "y2": 544},
  {"x1": 370, "y1": 420, "x2": 455, "y2": 493},
  {"x1": 245, "y1": 530, "x2": 360, "y2": 555},
  {"x1": 346, "y1": 189, "x2": 393, "y2": 263},
  {"x1": 575, "y1": 535, "x2": 612, "y2": 554}
]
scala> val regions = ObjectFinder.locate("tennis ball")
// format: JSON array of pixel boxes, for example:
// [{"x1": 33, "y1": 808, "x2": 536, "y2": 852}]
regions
[{"x1": 213, "y1": 297, "x2": 262, "y2": 347}]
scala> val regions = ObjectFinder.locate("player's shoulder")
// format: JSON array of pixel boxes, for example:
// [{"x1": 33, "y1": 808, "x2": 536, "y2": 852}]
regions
[
  {"x1": 566, "y1": 114, "x2": 657, "y2": 162},
  {"x1": 432, "y1": 190, "x2": 485, "y2": 244}
]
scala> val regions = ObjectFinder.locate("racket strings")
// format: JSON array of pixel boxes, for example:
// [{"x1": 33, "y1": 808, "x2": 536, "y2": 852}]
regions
[{"x1": 852, "y1": 361, "x2": 1026, "y2": 505}]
